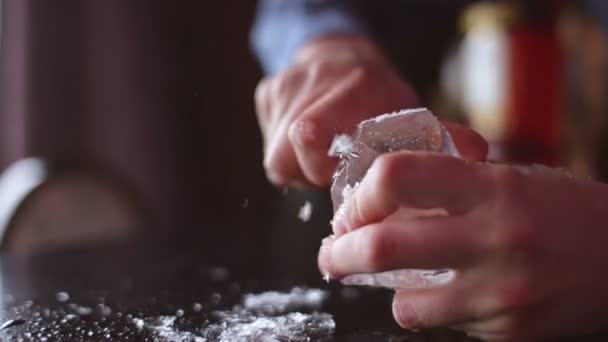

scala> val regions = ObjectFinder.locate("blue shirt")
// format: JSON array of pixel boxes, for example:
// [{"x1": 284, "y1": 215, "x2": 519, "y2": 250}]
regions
[
  {"x1": 250, "y1": 0, "x2": 608, "y2": 76},
  {"x1": 250, "y1": 0, "x2": 477, "y2": 75}
]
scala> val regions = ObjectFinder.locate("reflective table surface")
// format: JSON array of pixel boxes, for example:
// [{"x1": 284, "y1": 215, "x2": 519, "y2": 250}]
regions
[{"x1": 0, "y1": 238, "x2": 605, "y2": 341}]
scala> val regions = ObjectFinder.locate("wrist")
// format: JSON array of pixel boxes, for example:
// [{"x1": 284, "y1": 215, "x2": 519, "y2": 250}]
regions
[{"x1": 294, "y1": 34, "x2": 390, "y2": 67}]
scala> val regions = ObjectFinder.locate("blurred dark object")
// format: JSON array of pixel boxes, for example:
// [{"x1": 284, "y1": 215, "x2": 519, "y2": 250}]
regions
[
  {"x1": 2, "y1": 242, "x2": 608, "y2": 341},
  {"x1": 0, "y1": 158, "x2": 142, "y2": 256},
  {"x1": 447, "y1": 1, "x2": 562, "y2": 164},
  {"x1": 503, "y1": 0, "x2": 562, "y2": 165},
  {"x1": 0, "y1": 242, "x2": 476, "y2": 341},
  {"x1": 0, "y1": 1, "x2": 275, "y2": 247},
  {"x1": 560, "y1": 1, "x2": 608, "y2": 181}
]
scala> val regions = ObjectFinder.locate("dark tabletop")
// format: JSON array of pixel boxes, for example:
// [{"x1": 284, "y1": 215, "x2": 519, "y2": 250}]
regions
[{"x1": 0, "y1": 237, "x2": 605, "y2": 342}]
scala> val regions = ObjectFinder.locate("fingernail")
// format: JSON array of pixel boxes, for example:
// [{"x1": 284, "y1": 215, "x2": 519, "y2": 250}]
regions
[
  {"x1": 331, "y1": 203, "x2": 348, "y2": 235},
  {"x1": 318, "y1": 235, "x2": 335, "y2": 277}
]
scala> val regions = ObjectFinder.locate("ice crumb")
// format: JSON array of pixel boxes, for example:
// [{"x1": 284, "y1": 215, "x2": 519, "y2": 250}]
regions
[
  {"x1": 73, "y1": 305, "x2": 93, "y2": 316},
  {"x1": 242, "y1": 287, "x2": 328, "y2": 315},
  {"x1": 328, "y1": 134, "x2": 355, "y2": 158},
  {"x1": 145, "y1": 316, "x2": 206, "y2": 341},
  {"x1": 298, "y1": 201, "x2": 313, "y2": 222},
  {"x1": 97, "y1": 304, "x2": 112, "y2": 317},
  {"x1": 132, "y1": 318, "x2": 145, "y2": 331},
  {"x1": 138, "y1": 288, "x2": 333, "y2": 342},
  {"x1": 175, "y1": 309, "x2": 184, "y2": 317},
  {"x1": 323, "y1": 273, "x2": 331, "y2": 283},
  {"x1": 204, "y1": 311, "x2": 335, "y2": 342},
  {"x1": 192, "y1": 303, "x2": 202, "y2": 312},
  {"x1": 55, "y1": 292, "x2": 70, "y2": 302}
]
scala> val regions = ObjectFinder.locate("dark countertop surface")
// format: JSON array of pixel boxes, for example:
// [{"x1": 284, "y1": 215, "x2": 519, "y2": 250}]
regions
[
  {"x1": 0, "y1": 238, "x2": 605, "y2": 341},
  {"x1": 0, "y1": 239, "x2": 479, "y2": 341}
]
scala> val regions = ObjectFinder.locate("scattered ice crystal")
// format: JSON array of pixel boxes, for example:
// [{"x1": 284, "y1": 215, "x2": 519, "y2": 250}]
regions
[
  {"x1": 55, "y1": 292, "x2": 70, "y2": 302},
  {"x1": 242, "y1": 287, "x2": 328, "y2": 315},
  {"x1": 298, "y1": 201, "x2": 313, "y2": 222},
  {"x1": 192, "y1": 303, "x2": 202, "y2": 312},
  {"x1": 175, "y1": 309, "x2": 184, "y2": 317},
  {"x1": 97, "y1": 304, "x2": 112, "y2": 317},
  {"x1": 329, "y1": 108, "x2": 459, "y2": 290},
  {"x1": 0, "y1": 318, "x2": 26, "y2": 330},
  {"x1": 202, "y1": 311, "x2": 335, "y2": 342},
  {"x1": 136, "y1": 288, "x2": 333, "y2": 342},
  {"x1": 74, "y1": 306, "x2": 93, "y2": 316},
  {"x1": 132, "y1": 318, "x2": 145, "y2": 331},
  {"x1": 328, "y1": 134, "x2": 356, "y2": 158}
]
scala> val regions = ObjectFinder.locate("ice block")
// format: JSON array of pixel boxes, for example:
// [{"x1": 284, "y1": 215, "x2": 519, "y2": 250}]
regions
[{"x1": 328, "y1": 108, "x2": 459, "y2": 290}]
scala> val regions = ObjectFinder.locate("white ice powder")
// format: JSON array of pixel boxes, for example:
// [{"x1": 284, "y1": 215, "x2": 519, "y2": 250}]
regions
[
  {"x1": 135, "y1": 287, "x2": 334, "y2": 341},
  {"x1": 55, "y1": 292, "x2": 70, "y2": 302},
  {"x1": 242, "y1": 287, "x2": 328, "y2": 314},
  {"x1": 297, "y1": 201, "x2": 313, "y2": 222}
]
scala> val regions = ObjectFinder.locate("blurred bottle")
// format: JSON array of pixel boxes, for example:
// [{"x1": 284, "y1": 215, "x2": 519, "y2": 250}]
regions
[{"x1": 446, "y1": 0, "x2": 562, "y2": 164}]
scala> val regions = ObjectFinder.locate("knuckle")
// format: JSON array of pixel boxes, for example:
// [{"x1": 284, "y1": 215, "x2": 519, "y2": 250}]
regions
[
  {"x1": 360, "y1": 227, "x2": 396, "y2": 270},
  {"x1": 350, "y1": 65, "x2": 372, "y2": 83},
  {"x1": 287, "y1": 119, "x2": 325, "y2": 150},
  {"x1": 489, "y1": 165, "x2": 525, "y2": 203},
  {"x1": 492, "y1": 219, "x2": 539, "y2": 262},
  {"x1": 273, "y1": 67, "x2": 303, "y2": 97},
  {"x1": 494, "y1": 274, "x2": 538, "y2": 312},
  {"x1": 254, "y1": 78, "x2": 270, "y2": 104},
  {"x1": 263, "y1": 155, "x2": 290, "y2": 187},
  {"x1": 308, "y1": 59, "x2": 332, "y2": 78}
]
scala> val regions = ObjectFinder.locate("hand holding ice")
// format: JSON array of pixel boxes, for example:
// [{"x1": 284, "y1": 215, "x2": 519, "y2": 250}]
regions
[
  {"x1": 329, "y1": 108, "x2": 459, "y2": 208},
  {"x1": 328, "y1": 108, "x2": 459, "y2": 290}
]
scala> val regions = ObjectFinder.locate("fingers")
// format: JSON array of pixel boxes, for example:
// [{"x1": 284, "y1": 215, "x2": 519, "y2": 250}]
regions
[
  {"x1": 319, "y1": 216, "x2": 487, "y2": 278},
  {"x1": 255, "y1": 60, "x2": 419, "y2": 188},
  {"x1": 287, "y1": 69, "x2": 364, "y2": 187},
  {"x1": 332, "y1": 153, "x2": 489, "y2": 233},
  {"x1": 392, "y1": 287, "x2": 481, "y2": 330},
  {"x1": 443, "y1": 122, "x2": 488, "y2": 162},
  {"x1": 256, "y1": 69, "x2": 322, "y2": 188}
]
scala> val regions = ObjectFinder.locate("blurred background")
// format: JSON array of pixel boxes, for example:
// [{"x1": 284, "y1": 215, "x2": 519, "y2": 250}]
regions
[{"x1": 0, "y1": 0, "x2": 606, "y2": 276}]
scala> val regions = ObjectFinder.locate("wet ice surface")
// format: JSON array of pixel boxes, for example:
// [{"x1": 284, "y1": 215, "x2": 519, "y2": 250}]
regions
[
  {"x1": 329, "y1": 108, "x2": 459, "y2": 290},
  {"x1": 0, "y1": 287, "x2": 334, "y2": 342}
]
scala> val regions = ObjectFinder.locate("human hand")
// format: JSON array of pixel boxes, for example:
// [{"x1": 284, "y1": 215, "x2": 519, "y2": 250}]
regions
[
  {"x1": 319, "y1": 153, "x2": 608, "y2": 341},
  {"x1": 254, "y1": 35, "x2": 419, "y2": 189}
]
